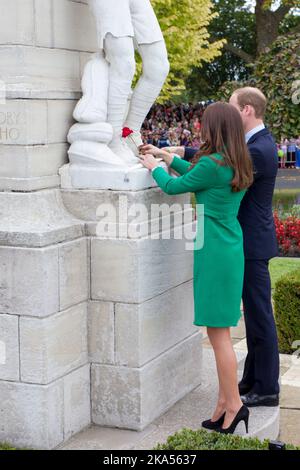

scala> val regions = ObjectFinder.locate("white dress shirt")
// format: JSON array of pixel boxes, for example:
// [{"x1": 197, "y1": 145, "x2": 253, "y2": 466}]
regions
[{"x1": 245, "y1": 123, "x2": 265, "y2": 143}]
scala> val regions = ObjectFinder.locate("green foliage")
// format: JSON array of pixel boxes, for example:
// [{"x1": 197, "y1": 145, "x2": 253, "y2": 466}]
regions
[
  {"x1": 182, "y1": 1, "x2": 299, "y2": 100},
  {"x1": 216, "y1": 34, "x2": 300, "y2": 140},
  {"x1": 262, "y1": 0, "x2": 300, "y2": 9},
  {"x1": 253, "y1": 34, "x2": 300, "y2": 140},
  {"x1": 269, "y1": 257, "x2": 300, "y2": 289},
  {"x1": 133, "y1": 0, "x2": 225, "y2": 102},
  {"x1": 273, "y1": 189, "x2": 300, "y2": 215},
  {"x1": 215, "y1": 79, "x2": 251, "y2": 101},
  {"x1": 186, "y1": 0, "x2": 256, "y2": 100},
  {"x1": 273, "y1": 269, "x2": 300, "y2": 354},
  {"x1": 153, "y1": 427, "x2": 300, "y2": 450}
]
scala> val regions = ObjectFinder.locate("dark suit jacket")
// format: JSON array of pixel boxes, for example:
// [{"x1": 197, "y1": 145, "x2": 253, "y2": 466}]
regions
[{"x1": 184, "y1": 128, "x2": 279, "y2": 260}]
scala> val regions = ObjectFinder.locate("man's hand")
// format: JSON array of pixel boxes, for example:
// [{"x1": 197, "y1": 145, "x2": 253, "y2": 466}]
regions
[
  {"x1": 140, "y1": 144, "x2": 161, "y2": 157},
  {"x1": 164, "y1": 146, "x2": 185, "y2": 157},
  {"x1": 140, "y1": 144, "x2": 185, "y2": 158}
]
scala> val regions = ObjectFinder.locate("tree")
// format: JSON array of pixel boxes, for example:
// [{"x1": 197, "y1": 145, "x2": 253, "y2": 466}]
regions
[
  {"x1": 220, "y1": 0, "x2": 300, "y2": 62},
  {"x1": 134, "y1": 0, "x2": 225, "y2": 102},
  {"x1": 217, "y1": 34, "x2": 300, "y2": 140},
  {"x1": 255, "y1": 0, "x2": 299, "y2": 55},
  {"x1": 253, "y1": 33, "x2": 300, "y2": 140},
  {"x1": 184, "y1": 0, "x2": 299, "y2": 99},
  {"x1": 186, "y1": 0, "x2": 256, "y2": 100}
]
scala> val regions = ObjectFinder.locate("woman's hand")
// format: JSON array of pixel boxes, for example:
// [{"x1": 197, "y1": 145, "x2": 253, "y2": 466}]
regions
[{"x1": 139, "y1": 153, "x2": 160, "y2": 171}]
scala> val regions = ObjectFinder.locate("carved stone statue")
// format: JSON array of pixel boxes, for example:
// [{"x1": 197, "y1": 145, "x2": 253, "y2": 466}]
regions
[{"x1": 65, "y1": 0, "x2": 170, "y2": 189}]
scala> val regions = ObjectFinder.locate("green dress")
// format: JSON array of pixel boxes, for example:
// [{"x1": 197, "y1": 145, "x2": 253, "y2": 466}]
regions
[{"x1": 152, "y1": 153, "x2": 246, "y2": 328}]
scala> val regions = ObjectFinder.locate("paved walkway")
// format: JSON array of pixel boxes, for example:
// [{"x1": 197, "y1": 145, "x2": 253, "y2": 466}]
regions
[
  {"x1": 58, "y1": 340, "x2": 279, "y2": 450},
  {"x1": 58, "y1": 314, "x2": 295, "y2": 450},
  {"x1": 227, "y1": 317, "x2": 300, "y2": 447},
  {"x1": 276, "y1": 169, "x2": 300, "y2": 190}
]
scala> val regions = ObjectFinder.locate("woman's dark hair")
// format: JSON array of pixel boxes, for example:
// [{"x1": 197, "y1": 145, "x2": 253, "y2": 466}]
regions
[{"x1": 189, "y1": 102, "x2": 253, "y2": 192}]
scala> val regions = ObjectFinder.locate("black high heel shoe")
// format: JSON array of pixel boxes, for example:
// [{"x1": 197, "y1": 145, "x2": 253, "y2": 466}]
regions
[
  {"x1": 202, "y1": 412, "x2": 226, "y2": 430},
  {"x1": 216, "y1": 405, "x2": 249, "y2": 434}
]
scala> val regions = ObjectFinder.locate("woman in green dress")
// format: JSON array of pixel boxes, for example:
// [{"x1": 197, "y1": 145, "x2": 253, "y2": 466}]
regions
[{"x1": 139, "y1": 102, "x2": 253, "y2": 434}]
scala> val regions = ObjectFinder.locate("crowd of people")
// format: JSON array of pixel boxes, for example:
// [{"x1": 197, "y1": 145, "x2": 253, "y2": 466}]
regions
[
  {"x1": 277, "y1": 138, "x2": 300, "y2": 168},
  {"x1": 141, "y1": 101, "x2": 212, "y2": 149},
  {"x1": 141, "y1": 102, "x2": 300, "y2": 168}
]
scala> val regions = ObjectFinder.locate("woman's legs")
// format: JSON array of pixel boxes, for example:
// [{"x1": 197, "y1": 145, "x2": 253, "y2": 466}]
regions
[{"x1": 207, "y1": 327, "x2": 243, "y2": 428}]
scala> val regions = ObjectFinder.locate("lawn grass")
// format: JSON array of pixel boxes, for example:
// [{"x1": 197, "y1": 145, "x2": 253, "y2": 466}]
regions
[
  {"x1": 273, "y1": 189, "x2": 300, "y2": 207},
  {"x1": 192, "y1": 189, "x2": 300, "y2": 212},
  {"x1": 270, "y1": 257, "x2": 300, "y2": 289}
]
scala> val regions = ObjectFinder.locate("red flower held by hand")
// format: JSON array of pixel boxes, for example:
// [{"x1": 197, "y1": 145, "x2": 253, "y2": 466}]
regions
[{"x1": 122, "y1": 127, "x2": 134, "y2": 138}]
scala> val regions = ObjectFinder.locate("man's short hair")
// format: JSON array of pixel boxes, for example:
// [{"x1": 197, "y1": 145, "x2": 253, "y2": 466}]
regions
[{"x1": 233, "y1": 87, "x2": 267, "y2": 119}]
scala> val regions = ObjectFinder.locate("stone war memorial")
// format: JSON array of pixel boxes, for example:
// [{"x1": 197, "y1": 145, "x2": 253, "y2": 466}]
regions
[{"x1": 0, "y1": 0, "x2": 202, "y2": 449}]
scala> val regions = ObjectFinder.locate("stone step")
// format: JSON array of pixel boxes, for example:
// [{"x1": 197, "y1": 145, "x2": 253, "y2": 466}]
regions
[
  {"x1": 196, "y1": 348, "x2": 279, "y2": 442},
  {"x1": 57, "y1": 347, "x2": 279, "y2": 450},
  {"x1": 0, "y1": 189, "x2": 84, "y2": 247}
]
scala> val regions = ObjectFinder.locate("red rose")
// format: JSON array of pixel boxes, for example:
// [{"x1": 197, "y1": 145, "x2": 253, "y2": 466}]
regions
[{"x1": 122, "y1": 127, "x2": 134, "y2": 138}]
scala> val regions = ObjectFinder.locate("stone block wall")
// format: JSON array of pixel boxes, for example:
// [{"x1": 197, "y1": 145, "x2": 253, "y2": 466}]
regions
[
  {"x1": 0, "y1": 0, "x2": 98, "y2": 192},
  {"x1": 0, "y1": 0, "x2": 97, "y2": 449}
]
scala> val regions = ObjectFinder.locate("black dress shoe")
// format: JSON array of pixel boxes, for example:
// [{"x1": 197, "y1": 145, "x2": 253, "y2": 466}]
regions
[
  {"x1": 241, "y1": 392, "x2": 279, "y2": 407},
  {"x1": 238, "y1": 382, "x2": 253, "y2": 395},
  {"x1": 202, "y1": 412, "x2": 225, "y2": 430}
]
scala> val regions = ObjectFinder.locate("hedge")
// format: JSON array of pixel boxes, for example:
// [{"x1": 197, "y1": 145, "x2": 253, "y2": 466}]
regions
[
  {"x1": 153, "y1": 428, "x2": 300, "y2": 450},
  {"x1": 273, "y1": 269, "x2": 300, "y2": 354}
]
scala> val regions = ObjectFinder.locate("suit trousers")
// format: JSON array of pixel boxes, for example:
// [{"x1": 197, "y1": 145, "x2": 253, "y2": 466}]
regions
[{"x1": 241, "y1": 259, "x2": 280, "y2": 395}]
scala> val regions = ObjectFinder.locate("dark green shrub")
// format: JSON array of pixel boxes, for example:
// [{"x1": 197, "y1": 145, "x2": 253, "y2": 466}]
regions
[
  {"x1": 153, "y1": 428, "x2": 299, "y2": 450},
  {"x1": 273, "y1": 269, "x2": 300, "y2": 354},
  {"x1": 216, "y1": 34, "x2": 300, "y2": 141}
]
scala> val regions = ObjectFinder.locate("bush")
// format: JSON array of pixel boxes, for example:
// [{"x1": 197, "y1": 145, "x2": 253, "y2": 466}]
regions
[
  {"x1": 254, "y1": 34, "x2": 300, "y2": 141},
  {"x1": 216, "y1": 34, "x2": 300, "y2": 141},
  {"x1": 273, "y1": 269, "x2": 300, "y2": 354},
  {"x1": 153, "y1": 428, "x2": 299, "y2": 450}
]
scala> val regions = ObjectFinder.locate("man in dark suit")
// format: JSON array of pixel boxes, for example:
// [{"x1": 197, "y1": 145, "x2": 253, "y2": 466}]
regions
[
  {"x1": 229, "y1": 88, "x2": 280, "y2": 406},
  {"x1": 165, "y1": 87, "x2": 280, "y2": 406}
]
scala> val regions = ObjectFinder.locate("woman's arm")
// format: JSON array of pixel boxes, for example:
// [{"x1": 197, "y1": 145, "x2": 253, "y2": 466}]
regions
[
  {"x1": 170, "y1": 155, "x2": 192, "y2": 175},
  {"x1": 152, "y1": 156, "x2": 217, "y2": 195}
]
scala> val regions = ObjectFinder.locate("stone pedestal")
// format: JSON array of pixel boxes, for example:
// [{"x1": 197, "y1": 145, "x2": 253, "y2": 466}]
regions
[
  {"x1": 0, "y1": 190, "x2": 91, "y2": 449},
  {"x1": 0, "y1": 186, "x2": 202, "y2": 449},
  {"x1": 61, "y1": 188, "x2": 202, "y2": 431},
  {"x1": 60, "y1": 161, "x2": 168, "y2": 191}
]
